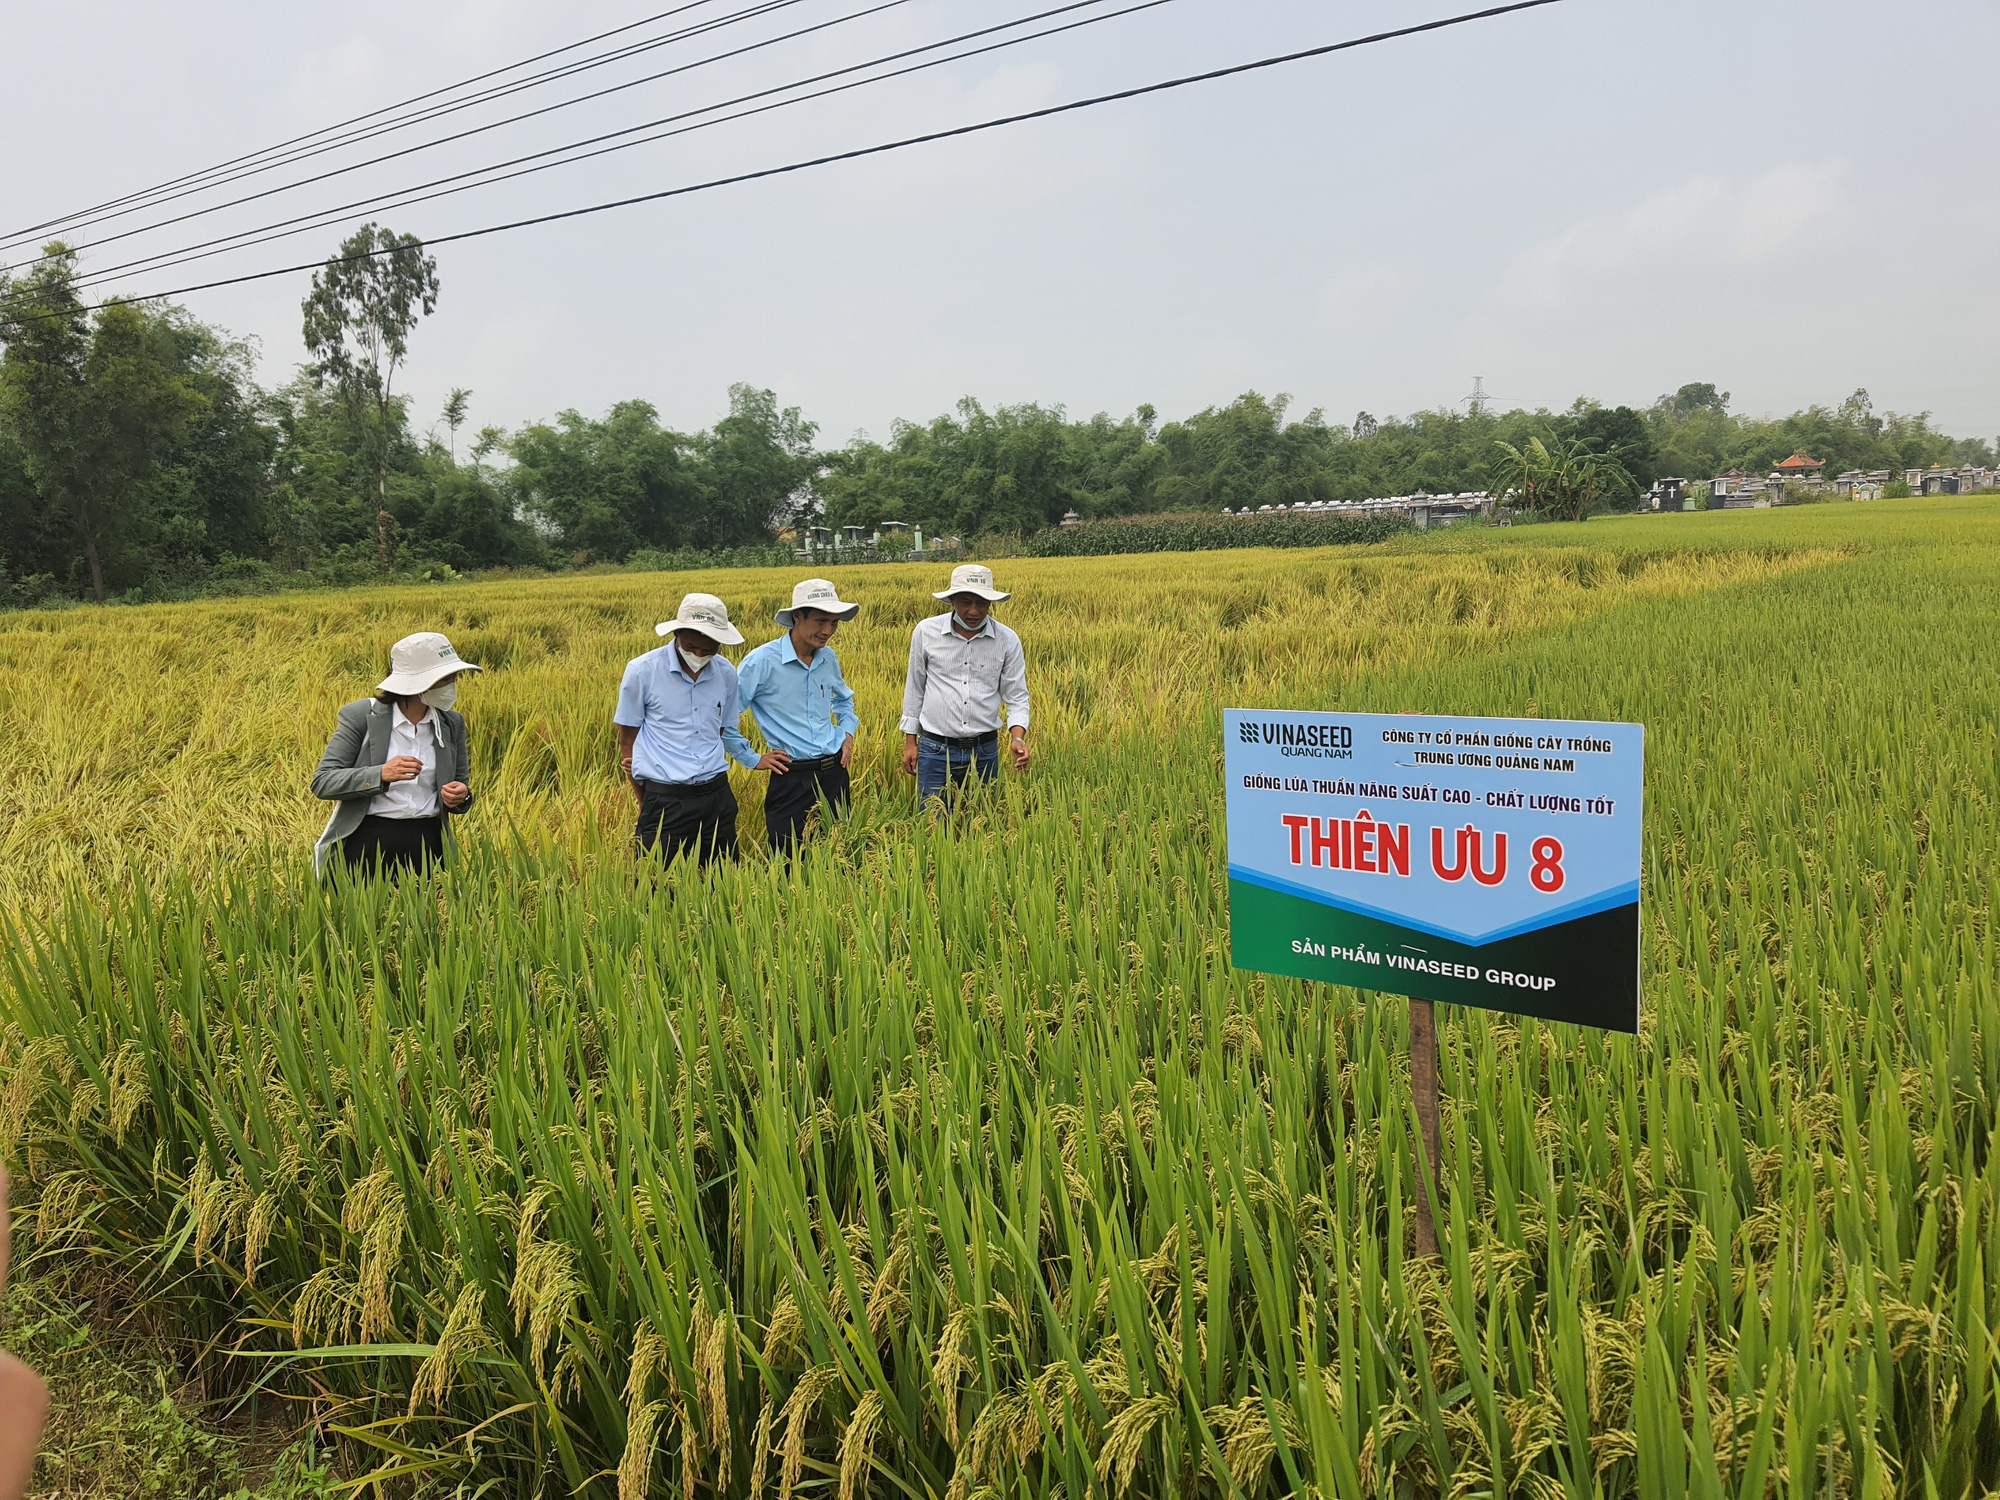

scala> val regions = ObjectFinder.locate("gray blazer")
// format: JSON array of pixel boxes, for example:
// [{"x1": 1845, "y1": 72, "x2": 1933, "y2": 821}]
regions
[{"x1": 311, "y1": 698, "x2": 473, "y2": 875}]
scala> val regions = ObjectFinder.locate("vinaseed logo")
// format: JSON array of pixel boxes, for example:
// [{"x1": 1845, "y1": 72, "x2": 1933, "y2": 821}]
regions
[{"x1": 1237, "y1": 718, "x2": 1353, "y2": 757}]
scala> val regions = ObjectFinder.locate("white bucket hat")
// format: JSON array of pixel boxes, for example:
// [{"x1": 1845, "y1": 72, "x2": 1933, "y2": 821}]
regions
[
  {"x1": 376, "y1": 631, "x2": 482, "y2": 695},
  {"x1": 933, "y1": 564, "x2": 1009, "y2": 602},
  {"x1": 655, "y1": 592, "x2": 744, "y2": 646},
  {"x1": 775, "y1": 577, "x2": 860, "y2": 627}
]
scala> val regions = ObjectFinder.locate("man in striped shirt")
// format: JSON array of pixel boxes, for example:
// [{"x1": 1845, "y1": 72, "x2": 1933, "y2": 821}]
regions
[{"x1": 899, "y1": 564, "x2": 1030, "y2": 804}]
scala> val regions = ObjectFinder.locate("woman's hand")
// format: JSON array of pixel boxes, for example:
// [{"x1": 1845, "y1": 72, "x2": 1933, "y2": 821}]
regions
[
  {"x1": 440, "y1": 781, "x2": 470, "y2": 810},
  {"x1": 381, "y1": 755, "x2": 422, "y2": 784}
]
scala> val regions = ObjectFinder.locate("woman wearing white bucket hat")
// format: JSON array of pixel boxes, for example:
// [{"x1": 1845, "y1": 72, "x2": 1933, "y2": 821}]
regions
[{"x1": 311, "y1": 631, "x2": 481, "y2": 876}]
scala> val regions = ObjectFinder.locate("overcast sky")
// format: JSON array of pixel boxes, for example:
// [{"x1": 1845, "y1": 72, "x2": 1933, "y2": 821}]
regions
[{"x1": 4, "y1": 0, "x2": 1996, "y2": 446}]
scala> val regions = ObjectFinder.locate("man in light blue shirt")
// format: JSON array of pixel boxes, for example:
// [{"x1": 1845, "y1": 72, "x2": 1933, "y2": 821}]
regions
[
  {"x1": 736, "y1": 578, "x2": 862, "y2": 857},
  {"x1": 614, "y1": 593, "x2": 781, "y2": 864}
]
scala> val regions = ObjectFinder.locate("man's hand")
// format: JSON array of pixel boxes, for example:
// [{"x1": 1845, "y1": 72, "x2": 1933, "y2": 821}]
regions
[
  {"x1": 757, "y1": 751, "x2": 793, "y2": 774},
  {"x1": 839, "y1": 734, "x2": 855, "y2": 770},
  {"x1": 381, "y1": 755, "x2": 422, "y2": 784},
  {"x1": 1010, "y1": 730, "x2": 1030, "y2": 771},
  {"x1": 440, "y1": 781, "x2": 470, "y2": 810},
  {"x1": 616, "y1": 724, "x2": 644, "y2": 802},
  {"x1": 901, "y1": 735, "x2": 919, "y2": 777}
]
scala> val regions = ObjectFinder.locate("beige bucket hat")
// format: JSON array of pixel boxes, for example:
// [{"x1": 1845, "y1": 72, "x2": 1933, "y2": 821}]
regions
[
  {"x1": 655, "y1": 592, "x2": 744, "y2": 646},
  {"x1": 775, "y1": 577, "x2": 860, "y2": 627},
  {"x1": 933, "y1": 564, "x2": 1009, "y2": 602},
  {"x1": 376, "y1": 631, "x2": 482, "y2": 695}
]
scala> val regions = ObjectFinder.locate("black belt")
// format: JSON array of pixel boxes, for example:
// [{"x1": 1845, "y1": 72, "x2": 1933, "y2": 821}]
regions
[
  {"x1": 637, "y1": 771, "x2": 728, "y2": 793},
  {"x1": 783, "y1": 753, "x2": 844, "y2": 769},
  {"x1": 922, "y1": 729, "x2": 997, "y2": 749}
]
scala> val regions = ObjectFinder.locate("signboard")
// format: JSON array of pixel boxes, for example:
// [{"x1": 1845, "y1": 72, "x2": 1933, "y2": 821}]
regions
[{"x1": 1224, "y1": 710, "x2": 1643, "y2": 1032}]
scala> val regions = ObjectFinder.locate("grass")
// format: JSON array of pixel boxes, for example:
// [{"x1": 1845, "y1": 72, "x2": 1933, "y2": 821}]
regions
[
  {"x1": 4, "y1": 1265, "x2": 338, "y2": 1500},
  {"x1": 0, "y1": 497, "x2": 1995, "y2": 1497}
]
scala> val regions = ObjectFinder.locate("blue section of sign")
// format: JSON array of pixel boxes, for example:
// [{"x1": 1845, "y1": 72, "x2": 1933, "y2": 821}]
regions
[
  {"x1": 1226, "y1": 864, "x2": 1640, "y2": 944},
  {"x1": 1224, "y1": 710, "x2": 1643, "y2": 948}
]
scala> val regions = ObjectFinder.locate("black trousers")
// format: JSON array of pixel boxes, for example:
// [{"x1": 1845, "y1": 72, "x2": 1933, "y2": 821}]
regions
[
  {"x1": 636, "y1": 774, "x2": 738, "y2": 865},
  {"x1": 342, "y1": 813, "x2": 445, "y2": 875},
  {"x1": 763, "y1": 757, "x2": 851, "y2": 858}
]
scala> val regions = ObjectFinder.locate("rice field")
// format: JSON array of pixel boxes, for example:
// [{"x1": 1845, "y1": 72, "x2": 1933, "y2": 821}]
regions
[{"x1": 1, "y1": 498, "x2": 1995, "y2": 1498}]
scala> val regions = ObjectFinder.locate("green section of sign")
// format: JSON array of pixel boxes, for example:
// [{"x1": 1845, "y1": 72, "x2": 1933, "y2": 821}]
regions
[{"x1": 1228, "y1": 878, "x2": 1639, "y2": 1032}]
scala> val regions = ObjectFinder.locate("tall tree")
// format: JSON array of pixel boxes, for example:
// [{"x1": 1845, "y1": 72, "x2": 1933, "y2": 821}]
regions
[
  {"x1": 1659, "y1": 382, "x2": 1730, "y2": 420},
  {"x1": 0, "y1": 248, "x2": 91, "y2": 592},
  {"x1": 696, "y1": 384, "x2": 819, "y2": 542},
  {"x1": 301, "y1": 223, "x2": 439, "y2": 570},
  {"x1": 439, "y1": 387, "x2": 472, "y2": 462},
  {"x1": 79, "y1": 304, "x2": 207, "y2": 591},
  {"x1": 1566, "y1": 403, "x2": 1657, "y2": 490},
  {"x1": 0, "y1": 246, "x2": 202, "y2": 601},
  {"x1": 508, "y1": 401, "x2": 704, "y2": 561}
]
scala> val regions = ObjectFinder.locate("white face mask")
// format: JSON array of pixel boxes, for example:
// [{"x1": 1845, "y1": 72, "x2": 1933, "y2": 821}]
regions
[
  {"x1": 952, "y1": 611, "x2": 984, "y2": 633},
  {"x1": 421, "y1": 680, "x2": 457, "y2": 710},
  {"x1": 679, "y1": 644, "x2": 716, "y2": 674}
]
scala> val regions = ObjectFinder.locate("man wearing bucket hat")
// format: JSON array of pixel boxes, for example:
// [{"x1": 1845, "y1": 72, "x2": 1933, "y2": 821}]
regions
[
  {"x1": 614, "y1": 592, "x2": 778, "y2": 865},
  {"x1": 900, "y1": 564, "x2": 1030, "y2": 804},
  {"x1": 311, "y1": 631, "x2": 482, "y2": 876},
  {"x1": 736, "y1": 578, "x2": 862, "y2": 858}
]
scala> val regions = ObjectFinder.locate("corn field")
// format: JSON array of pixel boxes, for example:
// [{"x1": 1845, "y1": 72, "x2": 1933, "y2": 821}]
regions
[{"x1": 1, "y1": 499, "x2": 1995, "y2": 1498}]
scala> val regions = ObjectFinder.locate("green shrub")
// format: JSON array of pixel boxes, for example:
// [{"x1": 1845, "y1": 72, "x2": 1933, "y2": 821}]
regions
[
  {"x1": 7, "y1": 1269, "x2": 343, "y2": 1500},
  {"x1": 1026, "y1": 509, "x2": 1409, "y2": 556},
  {"x1": 623, "y1": 543, "x2": 796, "y2": 572}
]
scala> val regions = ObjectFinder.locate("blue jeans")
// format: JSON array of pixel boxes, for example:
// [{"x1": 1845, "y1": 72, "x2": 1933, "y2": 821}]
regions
[{"x1": 917, "y1": 733, "x2": 998, "y2": 805}]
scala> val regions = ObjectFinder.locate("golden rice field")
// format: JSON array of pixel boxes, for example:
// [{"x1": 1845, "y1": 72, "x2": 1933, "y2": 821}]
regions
[{"x1": 0, "y1": 497, "x2": 1996, "y2": 1498}]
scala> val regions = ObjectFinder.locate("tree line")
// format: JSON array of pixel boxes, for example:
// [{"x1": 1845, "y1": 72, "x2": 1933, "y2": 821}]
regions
[{"x1": 3, "y1": 225, "x2": 1992, "y2": 607}]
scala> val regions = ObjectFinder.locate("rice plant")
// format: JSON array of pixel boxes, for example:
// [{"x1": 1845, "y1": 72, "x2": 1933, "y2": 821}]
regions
[{"x1": 1, "y1": 498, "x2": 1995, "y2": 1497}]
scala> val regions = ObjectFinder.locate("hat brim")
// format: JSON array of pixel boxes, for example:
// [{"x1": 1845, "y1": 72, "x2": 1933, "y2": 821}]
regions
[
  {"x1": 775, "y1": 601, "x2": 860, "y2": 627},
  {"x1": 933, "y1": 586, "x2": 1009, "y2": 602},
  {"x1": 376, "y1": 661, "x2": 482, "y2": 695},
  {"x1": 655, "y1": 619, "x2": 745, "y2": 645}
]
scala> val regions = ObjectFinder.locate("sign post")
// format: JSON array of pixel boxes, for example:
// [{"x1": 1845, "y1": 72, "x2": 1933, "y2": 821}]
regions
[
  {"x1": 1223, "y1": 709, "x2": 1644, "y2": 1255},
  {"x1": 1408, "y1": 995, "x2": 1442, "y2": 1257}
]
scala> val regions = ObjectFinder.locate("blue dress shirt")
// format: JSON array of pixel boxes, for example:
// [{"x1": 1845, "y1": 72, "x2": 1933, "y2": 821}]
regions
[
  {"x1": 615, "y1": 646, "x2": 759, "y2": 784},
  {"x1": 735, "y1": 635, "x2": 860, "y2": 759}
]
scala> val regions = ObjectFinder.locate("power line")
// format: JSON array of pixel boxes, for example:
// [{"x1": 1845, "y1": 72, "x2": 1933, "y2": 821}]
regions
[
  {"x1": 2, "y1": 0, "x2": 1563, "y2": 328},
  {"x1": 2, "y1": 0, "x2": 920, "y2": 274},
  {"x1": 66, "y1": 0, "x2": 1170, "y2": 292},
  {"x1": 2, "y1": 0, "x2": 825, "y2": 255},
  {"x1": 4, "y1": 0, "x2": 750, "y2": 242}
]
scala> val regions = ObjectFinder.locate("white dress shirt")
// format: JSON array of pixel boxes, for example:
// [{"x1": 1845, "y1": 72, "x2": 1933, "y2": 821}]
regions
[
  {"x1": 367, "y1": 705, "x2": 443, "y2": 818},
  {"x1": 899, "y1": 613, "x2": 1030, "y2": 738}
]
